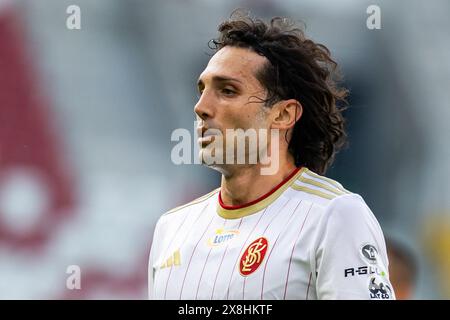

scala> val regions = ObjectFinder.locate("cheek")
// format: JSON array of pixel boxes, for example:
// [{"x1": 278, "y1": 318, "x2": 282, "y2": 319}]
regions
[
  {"x1": 229, "y1": 106, "x2": 267, "y2": 130},
  {"x1": 215, "y1": 107, "x2": 248, "y2": 130},
  {"x1": 227, "y1": 115, "x2": 252, "y2": 132}
]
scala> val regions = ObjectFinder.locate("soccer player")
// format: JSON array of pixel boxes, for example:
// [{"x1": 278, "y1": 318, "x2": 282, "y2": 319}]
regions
[{"x1": 148, "y1": 12, "x2": 395, "y2": 300}]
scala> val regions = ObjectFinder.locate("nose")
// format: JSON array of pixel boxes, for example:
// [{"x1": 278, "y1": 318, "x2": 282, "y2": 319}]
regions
[{"x1": 194, "y1": 90, "x2": 214, "y2": 121}]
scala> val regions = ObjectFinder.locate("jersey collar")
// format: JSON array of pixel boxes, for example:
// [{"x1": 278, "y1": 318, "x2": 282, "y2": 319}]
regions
[{"x1": 217, "y1": 167, "x2": 306, "y2": 219}]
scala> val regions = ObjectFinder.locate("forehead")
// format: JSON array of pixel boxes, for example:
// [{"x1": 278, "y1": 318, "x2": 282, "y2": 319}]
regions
[{"x1": 199, "y1": 46, "x2": 268, "y2": 85}]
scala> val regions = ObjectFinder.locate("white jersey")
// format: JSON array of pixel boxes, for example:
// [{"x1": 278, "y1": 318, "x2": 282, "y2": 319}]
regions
[{"x1": 148, "y1": 167, "x2": 395, "y2": 300}]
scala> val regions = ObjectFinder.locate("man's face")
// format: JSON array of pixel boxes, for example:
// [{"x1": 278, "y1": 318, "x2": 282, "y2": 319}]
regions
[{"x1": 195, "y1": 46, "x2": 271, "y2": 168}]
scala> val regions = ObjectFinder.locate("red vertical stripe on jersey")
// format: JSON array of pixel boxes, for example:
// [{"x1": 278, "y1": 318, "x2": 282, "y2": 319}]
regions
[
  {"x1": 163, "y1": 202, "x2": 209, "y2": 299},
  {"x1": 242, "y1": 198, "x2": 292, "y2": 299},
  {"x1": 178, "y1": 213, "x2": 216, "y2": 299},
  {"x1": 283, "y1": 203, "x2": 313, "y2": 299},
  {"x1": 260, "y1": 200, "x2": 303, "y2": 299},
  {"x1": 154, "y1": 207, "x2": 190, "y2": 297},
  {"x1": 195, "y1": 218, "x2": 243, "y2": 299},
  {"x1": 225, "y1": 208, "x2": 267, "y2": 300},
  {"x1": 195, "y1": 219, "x2": 228, "y2": 299}
]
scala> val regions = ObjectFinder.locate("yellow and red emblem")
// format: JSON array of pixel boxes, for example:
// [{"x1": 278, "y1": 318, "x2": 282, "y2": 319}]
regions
[{"x1": 239, "y1": 237, "x2": 269, "y2": 276}]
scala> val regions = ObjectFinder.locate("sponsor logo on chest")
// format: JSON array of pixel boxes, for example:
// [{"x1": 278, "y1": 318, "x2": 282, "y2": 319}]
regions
[{"x1": 207, "y1": 228, "x2": 240, "y2": 247}]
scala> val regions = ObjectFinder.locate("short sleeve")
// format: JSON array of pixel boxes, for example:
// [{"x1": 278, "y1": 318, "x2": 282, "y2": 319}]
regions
[{"x1": 314, "y1": 194, "x2": 395, "y2": 300}]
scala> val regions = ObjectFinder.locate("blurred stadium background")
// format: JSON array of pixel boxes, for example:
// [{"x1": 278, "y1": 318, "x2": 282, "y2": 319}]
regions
[{"x1": 0, "y1": 0, "x2": 449, "y2": 299}]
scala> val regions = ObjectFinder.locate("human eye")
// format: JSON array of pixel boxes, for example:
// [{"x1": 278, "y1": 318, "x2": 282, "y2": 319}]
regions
[
  {"x1": 221, "y1": 86, "x2": 237, "y2": 96},
  {"x1": 197, "y1": 84, "x2": 204, "y2": 97}
]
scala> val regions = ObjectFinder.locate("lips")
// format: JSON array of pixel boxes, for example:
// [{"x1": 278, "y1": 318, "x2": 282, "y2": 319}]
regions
[{"x1": 198, "y1": 126, "x2": 206, "y2": 137}]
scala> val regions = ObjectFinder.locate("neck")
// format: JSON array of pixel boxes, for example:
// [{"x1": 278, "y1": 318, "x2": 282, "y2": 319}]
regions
[{"x1": 220, "y1": 156, "x2": 297, "y2": 206}]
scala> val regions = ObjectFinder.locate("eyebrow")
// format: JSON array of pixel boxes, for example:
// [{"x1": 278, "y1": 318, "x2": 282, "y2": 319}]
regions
[{"x1": 197, "y1": 75, "x2": 243, "y2": 87}]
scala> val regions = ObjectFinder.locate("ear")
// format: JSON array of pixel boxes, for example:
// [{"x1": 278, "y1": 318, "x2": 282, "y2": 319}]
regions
[{"x1": 270, "y1": 99, "x2": 302, "y2": 130}]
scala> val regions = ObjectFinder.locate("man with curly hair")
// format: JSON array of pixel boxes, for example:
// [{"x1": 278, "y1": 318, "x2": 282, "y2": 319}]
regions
[{"x1": 149, "y1": 12, "x2": 395, "y2": 300}]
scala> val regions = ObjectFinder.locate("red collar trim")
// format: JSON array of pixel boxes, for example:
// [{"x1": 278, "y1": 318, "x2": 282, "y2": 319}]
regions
[{"x1": 218, "y1": 167, "x2": 302, "y2": 210}]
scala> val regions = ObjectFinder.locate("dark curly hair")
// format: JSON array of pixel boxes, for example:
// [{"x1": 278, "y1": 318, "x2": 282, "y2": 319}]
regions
[{"x1": 210, "y1": 11, "x2": 348, "y2": 175}]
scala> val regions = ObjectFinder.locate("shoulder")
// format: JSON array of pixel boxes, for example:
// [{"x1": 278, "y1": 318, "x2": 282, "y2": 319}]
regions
[
  {"x1": 150, "y1": 188, "x2": 219, "y2": 256},
  {"x1": 159, "y1": 187, "x2": 220, "y2": 222},
  {"x1": 152, "y1": 188, "x2": 219, "y2": 242},
  {"x1": 324, "y1": 193, "x2": 379, "y2": 231},
  {"x1": 288, "y1": 169, "x2": 380, "y2": 229},
  {"x1": 310, "y1": 189, "x2": 384, "y2": 248},
  {"x1": 164, "y1": 187, "x2": 220, "y2": 215},
  {"x1": 288, "y1": 168, "x2": 352, "y2": 206}
]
